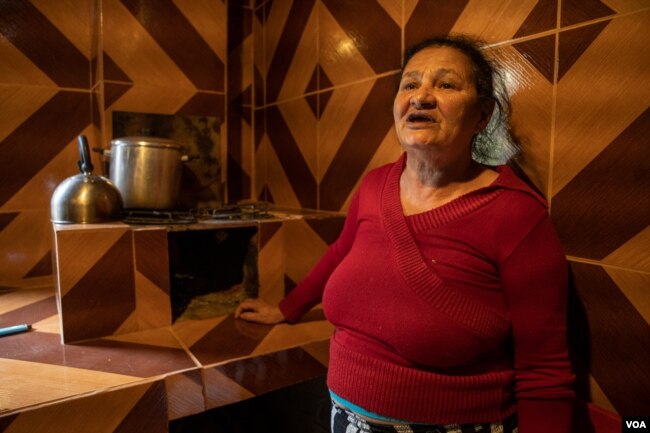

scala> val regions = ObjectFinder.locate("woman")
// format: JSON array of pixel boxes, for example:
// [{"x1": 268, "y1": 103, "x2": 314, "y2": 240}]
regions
[{"x1": 235, "y1": 34, "x2": 575, "y2": 433}]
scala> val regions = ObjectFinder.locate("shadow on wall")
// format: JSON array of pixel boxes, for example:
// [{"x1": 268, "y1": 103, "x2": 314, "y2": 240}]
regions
[{"x1": 567, "y1": 268, "x2": 620, "y2": 433}]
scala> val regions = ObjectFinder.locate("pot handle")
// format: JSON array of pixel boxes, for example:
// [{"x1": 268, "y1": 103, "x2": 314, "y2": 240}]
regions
[
  {"x1": 181, "y1": 154, "x2": 200, "y2": 163},
  {"x1": 92, "y1": 147, "x2": 112, "y2": 158},
  {"x1": 77, "y1": 135, "x2": 94, "y2": 174}
]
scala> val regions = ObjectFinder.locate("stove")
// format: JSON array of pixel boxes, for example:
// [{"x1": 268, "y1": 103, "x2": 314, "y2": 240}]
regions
[
  {"x1": 122, "y1": 203, "x2": 273, "y2": 225},
  {"x1": 122, "y1": 210, "x2": 197, "y2": 225}
]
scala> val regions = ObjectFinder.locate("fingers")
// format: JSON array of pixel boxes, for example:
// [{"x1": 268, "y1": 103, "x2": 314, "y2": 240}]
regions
[
  {"x1": 234, "y1": 298, "x2": 285, "y2": 325},
  {"x1": 234, "y1": 298, "x2": 260, "y2": 318}
]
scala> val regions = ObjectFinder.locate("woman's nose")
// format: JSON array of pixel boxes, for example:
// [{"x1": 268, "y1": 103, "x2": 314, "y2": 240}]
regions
[{"x1": 411, "y1": 88, "x2": 435, "y2": 108}]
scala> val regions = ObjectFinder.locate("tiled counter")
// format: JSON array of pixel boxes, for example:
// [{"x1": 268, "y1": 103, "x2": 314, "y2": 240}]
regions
[
  {"x1": 0, "y1": 210, "x2": 342, "y2": 432},
  {"x1": 0, "y1": 286, "x2": 333, "y2": 432}
]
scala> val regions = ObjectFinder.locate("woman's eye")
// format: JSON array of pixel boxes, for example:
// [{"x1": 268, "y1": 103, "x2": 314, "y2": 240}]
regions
[
  {"x1": 439, "y1": 82, "x2": 455, "y2": 89},
  {"x1": 401, "y1": 82, "x2": 417, "y2": 90}
]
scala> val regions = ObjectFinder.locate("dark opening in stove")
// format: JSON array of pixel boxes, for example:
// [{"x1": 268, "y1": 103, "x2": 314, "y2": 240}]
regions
[{"x1": 167, "y1": 226, "x2": 258, "y2": 322}]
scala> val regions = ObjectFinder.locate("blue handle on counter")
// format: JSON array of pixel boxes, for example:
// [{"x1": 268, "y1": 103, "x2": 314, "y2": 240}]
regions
[{"x1": 0, "y1": 323, "x2": 32, "y2": 337}]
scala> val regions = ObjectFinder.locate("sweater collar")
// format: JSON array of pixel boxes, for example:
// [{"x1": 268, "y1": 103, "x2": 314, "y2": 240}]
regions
[{"x1": 380, "y1": 153, "x2": 511, "y2": 338}]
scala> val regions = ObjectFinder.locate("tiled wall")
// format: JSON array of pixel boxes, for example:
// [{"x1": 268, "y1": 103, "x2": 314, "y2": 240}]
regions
[
  {"x1": 250, "y1": 0, "x2": 650, "y2": 417},
  {"x1": 0, "y1": 0, "x2": 228, "y2": 289},
  {"x1": 1, "y1": 0, "x2": 648, "y2": 418}
]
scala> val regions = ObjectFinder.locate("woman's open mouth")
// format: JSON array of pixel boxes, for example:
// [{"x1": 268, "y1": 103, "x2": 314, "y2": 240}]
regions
[{"x1": 406, "y1": 112, "x2": 435, "y2": 124}]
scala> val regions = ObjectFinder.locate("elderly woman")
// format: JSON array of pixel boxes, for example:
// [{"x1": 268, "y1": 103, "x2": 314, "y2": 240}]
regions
[{"x1": 236, "y1": 34, "x2": 574, "y2": 433}]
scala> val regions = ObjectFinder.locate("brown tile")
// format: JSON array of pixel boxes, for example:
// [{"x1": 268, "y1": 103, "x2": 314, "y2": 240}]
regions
[
  {"x1": 0, "y1": 1, "x2": 90, "y2": 88},
  {"x1": 558, "y1": 20, "x2": 610, "y2": 81},
  {"x1": 305, "y1": 216, "x2": 345, "y2": 245},
  {"x1": 513, "y1": 34, "x2": 556, "y2": 83},
  {"x1": 265, "y1": 101, "x2": 317, "y2": 209},
  {"x1": 561, "y1": 0, "x2": 615, "y2": 27},
  {"x1": 283, "y1": 219, "x2": 331, "y2": 286},
  {"x1": 258, "y1": 221, "x2": 285, "y2": 304},
  {"x1": 552, "y1": 109, "x2": 650, "y2": 260},
  {"x1": 103, "y1": 51, "x2": 132, "y2": 82},
  {"x1": 175, "y1": 0, "x2": 227, "y2": 63},
  {"x1": 54, "y1": 227, "x2": 128, "y2": 296},
  {"x1": 318, "y1": 74, "x2": 399, "y2": 211},
  {"x1": 176, "y1": 92, "x2": 225, "y2": 120},
  {"x1": 31, "y1": 0, "x2": 95, "y2": 59},
  {"x1": 104, "y1": 82, "x2": 132, "y2": 108},
  {"x1": 0, "y1": 414, "x2": 18, "y2": 430},
  {"x1": 215, "y1": 346, "x2": 327, "y2": 395},
  {"x1": 60, "y1": 231, "x2": 135, "y2": 342},
  {"x1": 321, "y1": 0, "x2": 401, "y2": 77},
  {"x1": 134, "y1": 229, "x2": 170, "y2": 295},
  {"x1": 204, "y1": 367, "x2": 255, "y2": 409},
  {"x1": 165, "y1": 369, "x2": 206, "y2": 420},
  {"x1": 120, "y1": 0, "x2": 224, "y2": 91},
  {"x1": 0, "y1": 90, "x2": 90, "y2": 207},
  {"x1": 102, "y1": 2, "x2": 194, "y2": 90},
  {"x1": 605, "y1": 267, "x2": 650, "y2": 325},
  {"x1": 2, "y1": 380, "x2": 168, "y2": 433},
  {"x1": 318, "y1": 3, "x2": 375, "y2": 87},
  {"x1": 569, "y1": 261, "x2": 650, "y2": 414},
  {"x1": 490, "y1": 40, "x2": 554, "y2": 195},
  {"x1": 405, "y1": 0, "x2": 560, "y2": 45},
  {"x1": 188, "y1": 314, "x2": 273, "y2": 365},
  {"x1": 227, "y1": 105, "x2": 252, "y2": 203},
  {"x1": 553, "y1": 12, "x2": 650, "y2": 195},
  {"x1": 258, "y1": 220, "x2": 282, "y2": 250},
  {"x1": 250, "y1": 320, "x2": 332, "y2": 356},
  {"x1": 265, "y1": 0, "x2": 317, "y2": 102},
  {"x1": 514, "y1": 0, "x2": 558, "y2": 38},
  {"x1": 0, "y1": 211, "x2": 53, "y2": 285},
  {"x1": 228, "y1": 6, "x2": 253, "y2": 107},
  {"x1": 23, "y1": 250, "x2": 52, "y2": 279},
  {"x1": 113, "y1": 380, "x2": 168, "y2": 432},
  {"x1": 0, "y1": 294, "x2": 57, "y2": 328},
  {"x1": 0, "y1": 213, "x2": 18, "y2": 231},
  {"x1": 0, "y1": 330, "x2": 195, "y2": 377},
  {"x1": 602, "y1": 227, "x2": 650, "y2": 272},
  {"x1": 405, "y1": 0, "x2": 469, "y2": 49}
]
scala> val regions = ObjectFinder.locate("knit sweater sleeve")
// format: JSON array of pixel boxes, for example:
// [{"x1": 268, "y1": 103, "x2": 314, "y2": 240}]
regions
[
  {"x1": 500, "y1": 215, "x2": 575, "y2": 433},
  {"x1": 278, "y1": 191, "x2": 361, "y2": 323}
]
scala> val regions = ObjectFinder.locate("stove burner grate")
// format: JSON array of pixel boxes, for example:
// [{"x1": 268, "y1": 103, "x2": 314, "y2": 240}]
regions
[
  {"x1": 122, "y1": 210, "x2": 196, "y2": 225},
  {"x1": 192, "y1": 203, "x2": 273, "y2": 220},
  {"x1": 122, "y1": 203, "x2": 273, "y2": 224}
]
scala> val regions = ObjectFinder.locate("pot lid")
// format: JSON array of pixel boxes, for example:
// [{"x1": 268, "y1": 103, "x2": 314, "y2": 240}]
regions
[{"x1": 111, "y1": 136, "x2": 183, "y2": 150}]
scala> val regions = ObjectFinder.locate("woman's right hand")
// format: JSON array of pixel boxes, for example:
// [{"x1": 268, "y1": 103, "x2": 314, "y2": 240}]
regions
[{"x1": 234, "y1": 298, "x2": 285, "y2": 325}]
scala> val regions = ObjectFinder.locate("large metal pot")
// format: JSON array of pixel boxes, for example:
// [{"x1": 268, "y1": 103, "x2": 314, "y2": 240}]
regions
[
  {"x1": 50, "y1": 136, "x2": 123, "y2": 224},
  {"x1": 108, "y1": 136, "x2": 186, "y2": 210}
]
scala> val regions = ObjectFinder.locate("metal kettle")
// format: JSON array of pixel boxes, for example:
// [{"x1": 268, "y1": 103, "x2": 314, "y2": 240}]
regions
[{"x1": 50, "y1": 135, "x2": 123, "y2": 224}]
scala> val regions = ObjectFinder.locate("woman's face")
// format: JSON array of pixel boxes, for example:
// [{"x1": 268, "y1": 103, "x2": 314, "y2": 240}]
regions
[{"x1": 393, "y1": 46, "x2": 490, "y2": 163}]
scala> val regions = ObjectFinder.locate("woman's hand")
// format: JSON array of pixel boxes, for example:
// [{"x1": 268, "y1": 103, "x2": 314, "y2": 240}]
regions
[{"x1": 234, "y1": 298, "x2": 285, "y2": 325}]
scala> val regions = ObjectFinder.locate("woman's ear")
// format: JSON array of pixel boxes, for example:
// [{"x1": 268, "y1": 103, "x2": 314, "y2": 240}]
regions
[{"x1": 476, "y1": 98, "x2": 495, "y2": 133}]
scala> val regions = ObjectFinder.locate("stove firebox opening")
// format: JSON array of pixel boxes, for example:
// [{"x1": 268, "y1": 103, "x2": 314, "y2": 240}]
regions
[{"x1": 168, "y1": 227, "x2": 258, "y2": 322}]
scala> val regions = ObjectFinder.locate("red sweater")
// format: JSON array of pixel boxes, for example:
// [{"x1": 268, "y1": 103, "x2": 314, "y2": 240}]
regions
[{"x1": 280, "y1": 154, "x2": 574, "y2": 432}]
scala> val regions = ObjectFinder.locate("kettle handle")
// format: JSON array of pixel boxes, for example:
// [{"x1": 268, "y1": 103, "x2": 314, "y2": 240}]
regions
[{"x1": 77, "y1": 135, "x2": 94, "y2": 174}]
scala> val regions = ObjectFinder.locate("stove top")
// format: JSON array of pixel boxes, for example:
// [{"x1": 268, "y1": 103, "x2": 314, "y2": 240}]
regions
[{"x1": 122, "y1": 203, "x2": 273, "y2": 225}]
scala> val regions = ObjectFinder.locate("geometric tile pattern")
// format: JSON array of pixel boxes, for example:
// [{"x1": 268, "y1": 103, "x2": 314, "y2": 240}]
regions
[
  {"x1": 255, "y1": 0, "x2": 618, "y2": 212},
  {"x1": 0, "y1": 280, "x2": 332, "y2": 429},
  {"x1": 0, "y1": 0, "x2": 227, "y2": 290},
  {"x1": 52, "y1": 225, "x2": 174, "y2": 343},
  {"x1": 568, "y1": 262, "x2": 650, "y2": 416},
  {"x1": 2, "y1": 0, "x2": 649, "y2": 422},
  {"x1": 227, "y1": 4, "x2": 254, "y2": 203},
  {"x1": 246, "y1": 0, "x2": 650, "y2": 418},
  {"x1": 50, "y1": 213, "x2": 341, "y2": 343},
  {"x1": 0, "y1": 380, "x2": 169, "y2": 433}
]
